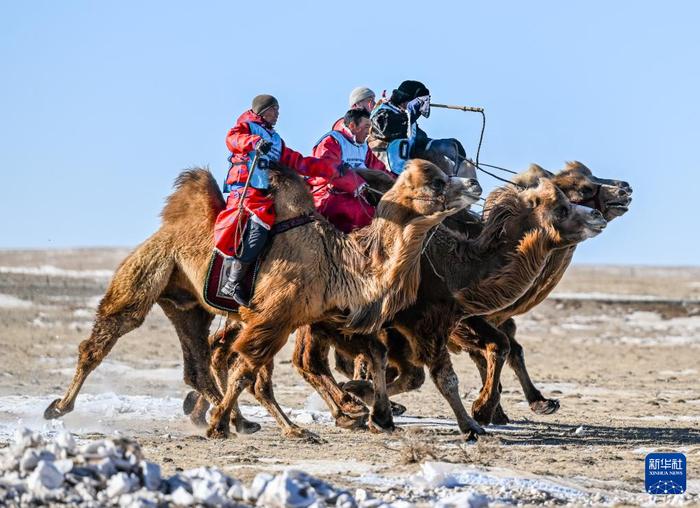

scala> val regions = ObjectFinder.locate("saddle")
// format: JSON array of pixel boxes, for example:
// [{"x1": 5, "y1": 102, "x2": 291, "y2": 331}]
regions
[{"x1": 203, "y1": 214, "x2": 316, "y2": 312}]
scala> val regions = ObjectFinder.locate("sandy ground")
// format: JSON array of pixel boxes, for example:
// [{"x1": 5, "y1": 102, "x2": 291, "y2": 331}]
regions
[{"x1": 0, "y1": 248, "x2": 699, "y2": 505}]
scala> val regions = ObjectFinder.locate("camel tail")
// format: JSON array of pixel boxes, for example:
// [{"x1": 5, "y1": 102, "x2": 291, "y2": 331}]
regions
[{"x1": 161, "y1": 167, "x2": 225, "y2": 228}]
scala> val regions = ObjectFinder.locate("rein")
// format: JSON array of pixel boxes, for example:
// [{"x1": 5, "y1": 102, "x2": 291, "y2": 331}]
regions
[{"x1": 271, "y1": 214, "x2": 316, "y2": 236}]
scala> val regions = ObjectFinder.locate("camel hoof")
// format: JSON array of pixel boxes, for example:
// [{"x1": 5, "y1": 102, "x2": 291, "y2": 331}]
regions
[
  {"x1": 44, "y1": 399, "x2": 69, "y2": 420},
  {"x1": 285, "y1": 428, "x2": 324, "y2": 444},
  {"x1": 206, "y1": 425, "x2": 231, "y2": 439},
  {"x1": 335, "y1": 414, "x2": 368, "y2": 430},
  {"x1": 183, "y1": 390, "x2": 200, "y2": 415},
  {"x1": 530, "y1": 399, "x2": 560, "y2": 415},
  {"x1": 338, "y1": 398, "x2": 370, "y2": 420},
  {"x1": 463, "y1": 429, "x2": 481, "y2": 442},
  {"x1": 189, "y1": 411, "x2": 209, "y2": 428},
  {"x1": 369, "y1": 420, "x2": 397, "y2": 434},
  {"x1": 235, "y1": 418, "x2": 262, "y2": 435},
  {"x1": 390, "y1": 400, "x2": 407, "y2": 416},
  {"x1": 491, "y1": 405, "x2": 510, "y2": 425},
  {"x1": 472, "y1": 401, "x2": 496, "y2": 426},
  {"x1": 460, "y1": 418, "x2": 486, "y2": 437},
  {"x1": 368, "y1": 413, "x2": 396, "y2": 434}
]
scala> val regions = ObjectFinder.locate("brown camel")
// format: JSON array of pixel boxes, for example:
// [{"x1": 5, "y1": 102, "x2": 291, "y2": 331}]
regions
[
  {"x1": 44, "y1": 159, "x2": 479, "y2": 441},
  {"x1": 333, "y1": 161, "x2": 632, "y2": 425},
  {"x1": 293, "y1": 176, "x2": 608, "y2": 435},
  {"x1": 449, "y1": 161, "x2": 632, "y2": 423}
]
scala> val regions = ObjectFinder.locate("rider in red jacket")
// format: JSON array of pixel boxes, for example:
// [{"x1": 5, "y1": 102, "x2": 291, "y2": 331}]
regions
[
  {"x1": 309, "y1": 109, "x2": 394, "y2": 233},
  {"x1": 214, "y1": 94, "x2": 338, "y2": 306}
]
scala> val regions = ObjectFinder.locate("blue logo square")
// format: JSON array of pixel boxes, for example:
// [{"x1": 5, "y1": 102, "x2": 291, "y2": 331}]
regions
[{"x1": 645, "y1": 453, "x2": 686, "y2": 494}]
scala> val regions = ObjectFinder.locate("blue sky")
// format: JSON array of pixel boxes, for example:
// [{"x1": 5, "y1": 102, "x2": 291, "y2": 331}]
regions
[{"x1": 1, "y1": 1, "x2": 698, "y2": 265}]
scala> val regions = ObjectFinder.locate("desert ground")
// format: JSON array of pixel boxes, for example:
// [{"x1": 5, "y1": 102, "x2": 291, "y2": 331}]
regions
[{"x1": 0, "y1": 248, "x2": 698, "y2": 505}]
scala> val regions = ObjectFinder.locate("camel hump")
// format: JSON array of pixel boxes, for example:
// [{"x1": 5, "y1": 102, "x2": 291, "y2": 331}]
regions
[{"x1": 161, "y1": 167, "x2": 225, "y2": 226}]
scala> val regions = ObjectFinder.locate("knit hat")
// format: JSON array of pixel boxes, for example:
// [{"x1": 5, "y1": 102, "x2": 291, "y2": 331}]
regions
[
  {"x1": 251, "y1": 94, "x2": 279, "y2": 115},
  {"x1": 391, "y1": 80, "x2": 430, "y2": 104},
  {"x1": 348, "y1": 87, "x2": 375, "y2": 108}
]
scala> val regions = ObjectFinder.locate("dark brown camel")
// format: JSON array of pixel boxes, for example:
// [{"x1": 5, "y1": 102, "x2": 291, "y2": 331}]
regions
[
  {"x1": 293, "y1": 176, "x2": 608, "y2": 435},
  {"x1": 333, "y1": 162, "x2": 632, "y2": 425}
]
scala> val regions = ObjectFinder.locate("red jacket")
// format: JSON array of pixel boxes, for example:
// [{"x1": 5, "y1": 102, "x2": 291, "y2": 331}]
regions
[
  {"x1": 225, "y1": 110, "x2": 337, "y2": 188},
  {"x1": 308, "y1": 129, "x2": 394, "y2": 233},
  {"x1": 308, "y1": 128, "x2": 389, "y2": 193}
]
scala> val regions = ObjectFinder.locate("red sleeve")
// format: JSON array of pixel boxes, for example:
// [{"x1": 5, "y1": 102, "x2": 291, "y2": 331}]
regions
[
  {"x1": 280, "y1": 142, "x2": 337, "y2": 179},
  {"x1": 225, "y1": 122, "x2": 260, "y2": 154},
  {"x1": 365, "y1": 149, "x2": 390, "y2": 174},
  {"x1": 331, "y1": 170, "x2": 368, "y2": 194},
  {"x1": 312, "y1": 135, "x2": 343, "y2": 167}
]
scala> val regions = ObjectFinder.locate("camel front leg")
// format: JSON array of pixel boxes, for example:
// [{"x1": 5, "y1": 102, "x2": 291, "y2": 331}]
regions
[
  {"x1": 341, "y1": 328, "x2": 424, "y2": 417},
  {"x1": 209, "y1": 318, "x2": 314, "y2": 440},
  {"x1": 293, "y1": 325, "x2": 369, "y2": 430},
  {"x1": 364, "y1": 333, "x2": 394, "y2": 432},
  {"x1": 253, "y1": 361, "x2": 323, "y2": 443},
  {"x1": 500, "y1": 319, "x2": 560, "y2": 415},
  {"x1": 207, "y1": 355, "x2": 253, "y2": 439},
  {"x1": 467, "y1": 351, "x2": 509, "y2": 425},
  {"x1": 428, "y1": 348, "x2": 485, "y2": 439},
  {"x1": 455, "y1": 316, "x2": 510, "y2": 425}
]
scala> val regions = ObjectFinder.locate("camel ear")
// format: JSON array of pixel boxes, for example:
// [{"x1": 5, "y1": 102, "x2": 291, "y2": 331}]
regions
[
  {"x1": 564, "y1": 160, "x2": 591, "y2": 175},
  {"x1": 529, "y1": 164, "x2": 554, "y2": 178},
  {"x1": 513, "y1": 164, "x2": 552, "y2": 188}
]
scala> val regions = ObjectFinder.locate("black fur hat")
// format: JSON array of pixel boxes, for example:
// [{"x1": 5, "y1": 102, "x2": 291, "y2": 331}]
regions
[{"x1": 390, "y1": 80, "x2": 430, "y2": 104}]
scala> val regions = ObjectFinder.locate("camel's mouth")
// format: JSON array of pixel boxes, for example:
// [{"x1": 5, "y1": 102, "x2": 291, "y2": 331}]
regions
[
  {"x1": 606, "y1": 197, "x2": 632, "y2": 210},
  {"x1": 583, "y1": 215, "x2": 608, "y2": 237},
  {"x1": 452, "y1": 177, "x2": 482, "y2": 205}
]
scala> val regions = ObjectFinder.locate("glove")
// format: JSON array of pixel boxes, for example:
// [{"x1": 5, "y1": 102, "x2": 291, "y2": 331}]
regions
[
  {"x1": 256, "y1": 139, "x2": 273, "y2": 155},
  {"x1": 407, "y1": 95, "x2": 431, "y2": 119}
]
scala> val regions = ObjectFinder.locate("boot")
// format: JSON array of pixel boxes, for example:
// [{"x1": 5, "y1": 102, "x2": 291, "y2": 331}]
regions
[{"x1": 220, "y1": 259, "x2": 252, "y2": 307}]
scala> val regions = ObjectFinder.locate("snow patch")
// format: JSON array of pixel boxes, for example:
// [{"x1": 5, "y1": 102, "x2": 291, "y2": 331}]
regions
[
  {"x1": 0, "y1": 394, "x2": 183, "y2": 439},
  {"x1": 0, "y1": 293, "x2": 33, "y2": 309},
  {"x1": 0, "y1": 265, "x2": 113, "y2": 279},
  {"x1": 549, "y1": 291, "x2": 697, "y2": 302}
]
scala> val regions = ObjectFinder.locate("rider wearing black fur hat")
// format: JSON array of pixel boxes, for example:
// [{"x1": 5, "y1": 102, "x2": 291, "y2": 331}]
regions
[{"x1": 369, "y1": 80, "x2": 474, "y2": 178}]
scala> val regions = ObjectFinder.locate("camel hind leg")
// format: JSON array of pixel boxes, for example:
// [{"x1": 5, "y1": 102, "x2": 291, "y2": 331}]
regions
[
  {"x1": 45, "y1": 235, "x2": 175, "y2": 419},
  {"x1": 293, "y1": 325, "x2": 369, "y2": 430},
  {"x1": 500, "y1": 319, "x2": 560, "y2": 415},
  {"x1": 185, "y1": 322, "x2": 261, "y2": 434},
  {"x1": 157, "y1": 294, "x2": 224, "y2": 411}
]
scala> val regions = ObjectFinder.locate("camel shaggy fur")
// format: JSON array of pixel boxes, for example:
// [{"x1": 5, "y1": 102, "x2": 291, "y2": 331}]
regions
[
  {"x1": 449, "y1": 161, "x2": 632, "y2": 423},
  {"x1": 334, "y1": 162, "x2": 632, "y2": 425},
  {"x1": 294, "y1": 176, "x2": 608, "y2": 435},
  {"x1": 44, "y1": 160, "x2": 478, "y2": 441}
]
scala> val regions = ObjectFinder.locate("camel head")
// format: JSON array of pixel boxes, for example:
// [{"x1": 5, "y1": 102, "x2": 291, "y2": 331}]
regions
[
  {"x1": 379, "y1": 159, "x2": 482, "y2": 226},
  {"x1": 551, "y1": 161, "x2": 633, "y2": 221},
  {"x1": 519, "y1": 178, "x2": 608, "y2": 246}
]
